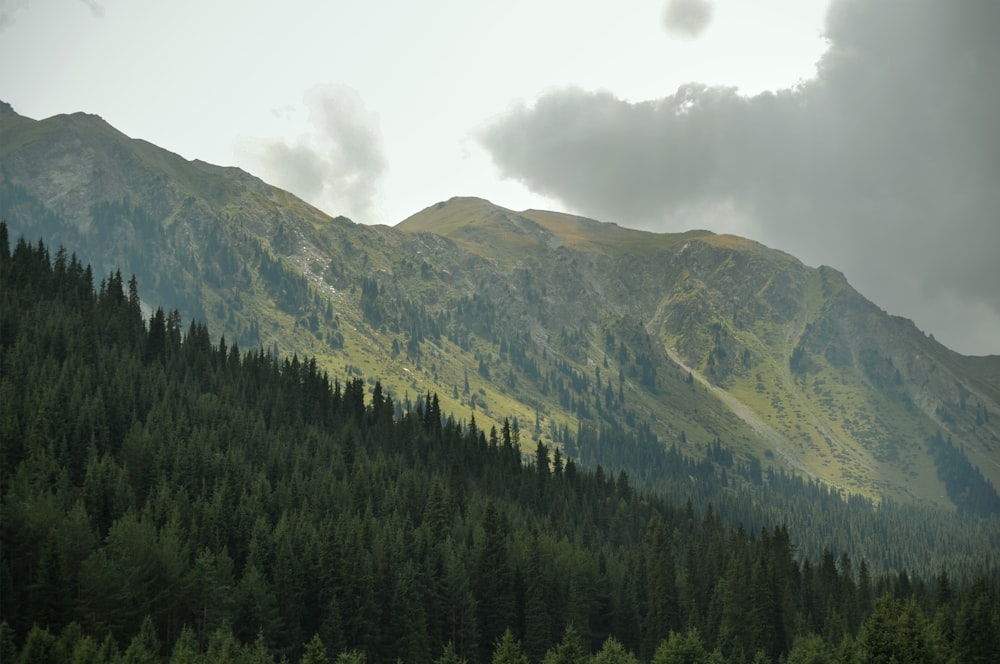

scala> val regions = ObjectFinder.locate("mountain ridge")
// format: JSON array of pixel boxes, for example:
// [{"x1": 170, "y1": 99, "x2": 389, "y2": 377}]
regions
[
  {"x1": 2, "y1": 102, "x2": 998, "y2": 508},
  {"x1": 400, "y1": 196, "x2": 995, "y2": 504}
]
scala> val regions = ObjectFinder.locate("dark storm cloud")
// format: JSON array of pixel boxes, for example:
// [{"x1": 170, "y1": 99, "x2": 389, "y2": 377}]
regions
[
  {"x1": 479, "y1": 0, "x2": 1000, "y2": 355},
  {"x1": 238, "y1": 85, "x2": 386, "y2": 222},
  {"x1": 662, "y1": 0, "x2": 713, "y2": 38},
  {"x1": 481, "y1": 84, "x2": 750, "y2": 222}
]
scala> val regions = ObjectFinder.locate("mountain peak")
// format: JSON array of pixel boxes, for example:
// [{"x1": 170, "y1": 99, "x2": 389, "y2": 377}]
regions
[{"x1": 398, "y1": 196, "x2": 714, "y2": 260}]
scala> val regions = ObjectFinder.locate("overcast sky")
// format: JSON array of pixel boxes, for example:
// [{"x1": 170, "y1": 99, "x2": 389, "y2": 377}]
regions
[{"x1": 1, "y1": 0, "x2": 996, "y2": 355}]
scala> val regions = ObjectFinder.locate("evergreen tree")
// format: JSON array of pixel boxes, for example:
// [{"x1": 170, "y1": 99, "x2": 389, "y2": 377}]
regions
[
  {"x1": 18, "y1": 624, "x2": 58, "y2": 664},
  {"x1": 301, "y1": 634, "x2": 328, "y2": 664},
  {"x1": 651, "y1": 628, "x2": 719, "y2": 664},
  {"x1": 642, "y1": 518, "x2": 678, "y2": 658},
  {"x1": 491, "y1": 629, "x2": 529, "y2": 664},
  {"x1": 592, "y1": 636, "x2": 640, "y2": 664},
  {"x1": 0, "y1": 623, "x2": 16, "y2": 664},
  {"x1": 122, "y1": 615, "x2": 161, "y2": 664},
  {"x1": 954, "y1": 581, "x2": 1000, "y2": 664},
  {"x1": 475, "y1": 502, "x2": 514, "y2": 660},
  {"x1": 542, "y1": 624, "x2": 589, "y2": 664},
  {"x1": 437, "y1": 641, "x2": 467, "y2": 664},
  {"x1": 522, "y1": 533, "x2": 554, "y2": 662},
  {"x1": 168, "y1": 626, "x2": 202, "y2": 664}
]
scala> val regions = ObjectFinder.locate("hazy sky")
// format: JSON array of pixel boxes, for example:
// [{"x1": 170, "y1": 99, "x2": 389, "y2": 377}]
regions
[{"x1": 1, "y1": 0, "x2": 997, "y2": 355}]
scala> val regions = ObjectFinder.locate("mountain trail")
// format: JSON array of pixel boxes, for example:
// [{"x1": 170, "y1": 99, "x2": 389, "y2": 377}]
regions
[{"x1": 662, "y1": 345, "x2": 812, "y2": 478}]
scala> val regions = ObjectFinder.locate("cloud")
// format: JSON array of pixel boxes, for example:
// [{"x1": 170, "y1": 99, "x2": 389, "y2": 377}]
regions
[
  {"x1": 481, "y1": 84, "x2": 749, "y2": 223},
  {"x1": 0, "y1": 0, "x2": 29, "y2": 32},
  {"x1": 662, "y1": 0, "x2": 713, "y2": 38},
  {"x1": 479, "y1": 0, "x2": 1000, "y2": 355},
  {"x1": 252, "y1": 141, "x2": 327, "y2": 202},
  {"x1": 78, "y1": 0, "x2": 105, "y2": 18},
  {"x1": 1, "y1": 0, "x2": 102, "y2": 32},
  {"x1": 237, "y1": 85, "x2": 387, "y2": 223}
]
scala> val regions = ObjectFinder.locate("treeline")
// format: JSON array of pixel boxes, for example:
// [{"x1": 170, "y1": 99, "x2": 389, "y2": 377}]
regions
[
  {"x1": 928, "y1": 430, "x2": 1000, "y2": 517},
  {"x1": 1, "y1": 224, "x2": 999, "y2": 663},
  {"x1": 573, "y1": 407, "x2": 1000, "y2": 580},
  {"x1": 369, "y1": 243, "x2": 1000, "y2": 580}
]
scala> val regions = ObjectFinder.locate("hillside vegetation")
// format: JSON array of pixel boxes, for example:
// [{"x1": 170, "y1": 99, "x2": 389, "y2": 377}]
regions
[
  {"x1": 3, "y1": 224, "x2": 1000, "y2": 663},
  {"x1": 2, "y1": 102, "x2": 999, "y2": 511}
]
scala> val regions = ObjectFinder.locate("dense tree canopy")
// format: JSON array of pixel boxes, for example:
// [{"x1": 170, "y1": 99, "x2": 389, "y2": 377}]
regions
[{"x1": 1, "y1": 224, "x2": 998, "y2": 663}]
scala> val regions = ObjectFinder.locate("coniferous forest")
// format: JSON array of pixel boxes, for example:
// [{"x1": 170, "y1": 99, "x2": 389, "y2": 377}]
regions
[{"x1": 2, "y1": 223, "x2": 999, "y2": 663}]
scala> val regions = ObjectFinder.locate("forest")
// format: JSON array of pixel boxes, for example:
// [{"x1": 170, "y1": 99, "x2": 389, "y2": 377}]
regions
[{"x1": 1, "y1": 222, "x2": 999, "y2": 663}]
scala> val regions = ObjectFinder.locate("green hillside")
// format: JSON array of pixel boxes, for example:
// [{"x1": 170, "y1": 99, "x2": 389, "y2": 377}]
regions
[
  {"x1": 3, "y1": 225, "x2": 999, "y2": 663},
  {"x1": 2, "y1": 103, "x2": 998, "y2": 510},
  {"x1": 398, "y1": 198, "x2": 999, "y2": 507}
]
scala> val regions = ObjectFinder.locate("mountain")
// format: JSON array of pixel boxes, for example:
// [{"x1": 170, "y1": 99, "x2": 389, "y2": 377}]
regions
[
  {"x1": 2, "y1": 101, "x2": 998, "y2": 509},
  {"x1": 6, "y1": 218, "x2": 999, "y2": 664}
]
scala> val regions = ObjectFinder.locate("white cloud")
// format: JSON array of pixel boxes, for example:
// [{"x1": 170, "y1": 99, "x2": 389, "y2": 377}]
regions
[{"x1": 236, "y1": 85, "x2": 387, "y2": 223}]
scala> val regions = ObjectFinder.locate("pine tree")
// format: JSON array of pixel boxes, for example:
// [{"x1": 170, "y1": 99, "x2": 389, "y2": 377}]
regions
[
  {"x1": 593, "y1": 636, "x2": 640, "y2": 664},
  {"x1": 542, "y1": 624, "x2": 588, "y2": 664},
  {"x1": 300, "y1": 634, "x2": 328, "y2": 664},
  {"x1": 168, "y1": 625, "x2": 201, "y2": 664},
  {"x1": 18, "y1": 624, "x2": 58, "y2": 664},
  {"x1": 954, "y1": 581, "x2": 1000, "y2": 664},
  {"x1": 651, "y1": 628, "x2": 715, "y2": 664},
  {"x1": 522, "y1": 533, "x2": 553, "y2": 662},
  {"x1": 122, "y1": 615, "x2": 161, "y2": 664},
  {"x1": 642, "y1": 518, "x2": 678, "y2": 658},
  {"x1": 492, "y1": 629, "x2": 529, "y2": 664},
  {"x1": 436, "y1": 641, "x2": 467, "y2": 664},
  {"x1": 475, "y1": 502, "x2": 514, "y2": 660}
]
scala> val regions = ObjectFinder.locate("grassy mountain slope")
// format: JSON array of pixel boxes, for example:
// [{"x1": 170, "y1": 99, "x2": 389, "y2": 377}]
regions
[
  {"x1": 400, "y1": 198, "x2": 999, "y2": 506},
  {"x1": 2, "y1": 102, "x2": 998, "y2": 508}
]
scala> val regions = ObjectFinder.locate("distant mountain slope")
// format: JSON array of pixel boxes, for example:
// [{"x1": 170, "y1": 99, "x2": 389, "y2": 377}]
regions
[
  {"x1": 400, "y1": 197, "x2": 1000, "y2": 504},
  {"x1": 2, "y1": 102, "x2": 998, "y2": 507}
]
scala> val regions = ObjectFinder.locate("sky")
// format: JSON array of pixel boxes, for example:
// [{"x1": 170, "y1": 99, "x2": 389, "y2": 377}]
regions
[{"x1": 1, "y1": 0, "x2": 997, "y2": 356}]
